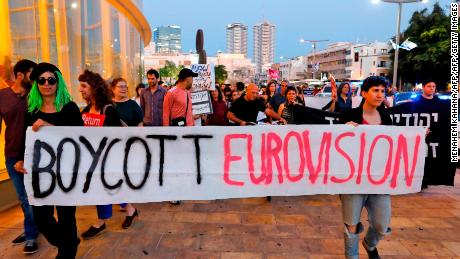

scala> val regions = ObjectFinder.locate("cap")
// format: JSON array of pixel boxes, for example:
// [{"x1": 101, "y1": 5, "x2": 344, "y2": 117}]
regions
[
  {"x1": 178, "y1": 68, "x2": 198, "y2": 80},
  {"x1": 30, "y1": 62, "x2": 61, "y2": 81}
]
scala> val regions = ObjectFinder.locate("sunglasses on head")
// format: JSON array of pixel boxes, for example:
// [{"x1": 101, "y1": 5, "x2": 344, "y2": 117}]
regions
[{"x1": 37, "y1": 77, "x2": 57, "y2": 85}]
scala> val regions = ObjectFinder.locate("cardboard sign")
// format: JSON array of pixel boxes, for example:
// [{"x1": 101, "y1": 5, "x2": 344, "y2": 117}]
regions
[
  {"x1": 24, "y1": 125, "x2": 426, "y2": 206},
  {"x1": 191, "y1": 91, "x2": 213, "y2": 115},
  {"x1": 191, "y1": 64, "x2": 215, "y2": 92}
]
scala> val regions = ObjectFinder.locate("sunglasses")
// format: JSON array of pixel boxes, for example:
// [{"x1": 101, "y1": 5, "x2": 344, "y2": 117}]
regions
[{"x1": 37, "y1": 77, "x2": 57, "y2": 85}]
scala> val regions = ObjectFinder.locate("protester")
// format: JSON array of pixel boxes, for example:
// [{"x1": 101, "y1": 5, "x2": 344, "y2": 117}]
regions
[
  {"x1": 159, "y1": 80, "x2": 168, "y2": 91},
  {"x1": 78, "y1": 70, "x2": 123, "y2": 239},
  {"x1": 296, "y1": 86, "x2": 305, "y2": 106},
  {"x1": 0, "y1": 59, "x2": 39, "y2": 254},
  {"x1": 163, "y1": 68, "x2": 196, "y2": 127},
  {"x1": 413, "y1": 79, "x2": 442, "y2": 189},
  {"x1": 277, "y1": 86, "x2": 301, "y2": 124},
  {"x1": 206, "y1": 87, "x2": 228, "y2": 126},
  {"x1": 140, "y1": 69, "x2": 166, "y2": 126},
  {"x1": 111, "y1": 78, "x2": 143, "y2": 127},
  {"x1": 131, "y1": 83, "x2": 145, "y2": 106},
  {"x1": 268, "y1": 80, "x2": 288, "y2": 113},
  {"x1": 15, "y1": 62, "x2": 82, "y2": 258},
  {"x1": 223, "y1": 86, "x2": 232, "y2": 106},
  {"x1": 227, "y1": 83, "x2": 286, "y2": 125},
  {"x1": 231, "y1": 89, "x2": 241, "y2": 102},
  {"x1": 162, "y1": 68, "x2": 197, "y2": 204},
  {"x1": 324, "y1": 82, "x2": 352, "y2": 113},
  {"x1": 236, "y1": 81, "x2": 245, "y2": 93},
  {"x1": 339, "y1": 76, "x2": 392, "y2": 259},
  {"x1": 262, "y1": 80, "x2": 277, "y2": 104},
  {"x1": 110, "y1": 77, "x2": 143, "y2": 228}
]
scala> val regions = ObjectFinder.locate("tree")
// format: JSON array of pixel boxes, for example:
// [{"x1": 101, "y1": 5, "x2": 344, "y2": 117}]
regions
[
  {"x1": 390, "y1": 3, "x2": 450, "y2": 91},
  {"x1": 159, "y1": 61, "x2": 184, "y2": 84},
  {"x1": 214, "y1": 65, "x2": 228, "y2": 85}
]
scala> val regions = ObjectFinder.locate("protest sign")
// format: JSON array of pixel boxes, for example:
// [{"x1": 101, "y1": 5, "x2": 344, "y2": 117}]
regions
[
  {"x1": 191, "y1": 91, "x2": 213, "y2": 115},
  {"x1": 24, "y1": 125, "x2": 425, "y2": 205},
  {"x1": 191, "y1": 64, "x2": 215, "y2": 92}
]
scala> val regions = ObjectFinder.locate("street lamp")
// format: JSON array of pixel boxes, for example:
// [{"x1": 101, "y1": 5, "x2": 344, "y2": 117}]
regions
[
  {"x1": 300, "y1": 38, "x2": 329, "y2": 79},
  {"x1": 373, "y1": 0, "x2": 428, "y2": 88}
]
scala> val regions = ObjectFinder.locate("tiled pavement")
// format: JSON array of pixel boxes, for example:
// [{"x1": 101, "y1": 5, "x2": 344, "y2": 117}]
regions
[{"x1": 1, "y1": 173, "x2": 460, "y2": 259}]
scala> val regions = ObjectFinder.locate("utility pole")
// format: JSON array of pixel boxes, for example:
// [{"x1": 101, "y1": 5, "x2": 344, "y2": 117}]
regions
[{"x1": 300, "y1": 39, "x2": 329, "y2": 79}]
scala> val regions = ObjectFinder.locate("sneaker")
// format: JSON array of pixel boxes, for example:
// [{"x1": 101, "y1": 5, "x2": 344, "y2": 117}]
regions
[
  {"x1": 169, "y1": 201, "x2": 181, "y2": 205},
  {"x1": 81, "y1": 223, "x2": 106, "y2": 240},
  {"x1": 23, "y1": 240, "x2": 38, "y2": 254},
  {"x1": 362, "y1": 240, "x2": 381, "y2": 259},
  {"x1": 12, "y1": 233, "x2": 26, "y2": 245},
  {"x1": 122, "y1": 209, "x2": 139, "y2": 229}
]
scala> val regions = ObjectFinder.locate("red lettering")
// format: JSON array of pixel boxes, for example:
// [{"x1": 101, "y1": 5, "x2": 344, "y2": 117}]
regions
[
  {"x1": 223, "y1": 134, "x2": 246, "y2": 186},
  {"x1": 283, "y1": 131, "x2": 305, "y2": 182},
  {"x1": 249, "y1": 134, "x2": 265, "y2": 184},
  {"x1": 265, "y1": 132, "x2": 283, "y2": 184},
  {"x1": 303, "y1": 131, "x2": 332, "y2": 184},
  {"x1": 330, "y1": 132, "x2": 356, "y2": 183},
  {"x1": 390, "y1": 134, "x2": 422, "y2": 188},
  {"x1": 356, "y1": 132, "x2": 366, "y2": 184},
  {"x1": 367, "y1": 135, "x2": 393, "y2": 185}
]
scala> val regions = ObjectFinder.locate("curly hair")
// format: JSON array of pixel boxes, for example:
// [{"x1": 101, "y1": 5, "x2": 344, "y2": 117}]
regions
[{"x1": 78, "y1": 70, "x2": 112, "y2": 110}]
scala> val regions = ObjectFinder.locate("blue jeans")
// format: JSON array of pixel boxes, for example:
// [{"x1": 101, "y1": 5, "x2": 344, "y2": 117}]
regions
[
  {"x1": 96, "y1": 203, "x2": 127, "y2": 220},
  {"x1": 340, "y1": 194, "x2": 392, "y2": 259},
  {"x1": 6, "y1": 157, "x2": 39, "y2": 241}
]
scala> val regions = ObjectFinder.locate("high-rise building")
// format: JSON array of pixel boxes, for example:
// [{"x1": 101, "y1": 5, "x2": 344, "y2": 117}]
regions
[
  {"x1": 153, "y1": 25, "x2": 182, "y2": 53},
  {"x1": 226, "y1": 23, "x2": 248, "y2": 57},
  {"x1": 253, "y1": 21, "x2": 275, "y2": 74}
]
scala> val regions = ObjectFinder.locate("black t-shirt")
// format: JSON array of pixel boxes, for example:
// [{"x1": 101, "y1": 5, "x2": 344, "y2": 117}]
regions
[
  {"x1": 114, "y1": 100, "x2": 143, "y2": 126},
  {"x1": 26, "y1": 101, "x2": 84, "y2": 127},
  {"x1": 229, "y1": 97, "x2": 266, "y2": 123},
  {"x1": 20, "y1": 101, "x2": 84, "y2": 160}
]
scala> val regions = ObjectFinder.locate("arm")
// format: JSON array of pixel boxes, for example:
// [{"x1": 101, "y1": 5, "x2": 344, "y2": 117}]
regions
[
  {"x1": 265, "y1": 107, "x2": 286, "y2": 124},
  {"x1": 277, "y1": 103, "x2": 285, "y2": 117},
  {"x1": 227, "y1": 111, "x2": 246, "y2": 126},
  {"x1": 140, "y1": 90, "x2": 145, "y2": 113},
  {"x1": 162, "y1": 92, "x2": 171, "y2": 127}
]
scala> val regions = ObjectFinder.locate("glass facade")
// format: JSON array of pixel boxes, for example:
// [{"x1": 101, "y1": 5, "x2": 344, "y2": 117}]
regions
[
  {"x1": 0, "y1": 0, "x2": 150, "y2": 174},
  {"x1": 153, "y1": 25, "x2": 182, "y2": 53}
]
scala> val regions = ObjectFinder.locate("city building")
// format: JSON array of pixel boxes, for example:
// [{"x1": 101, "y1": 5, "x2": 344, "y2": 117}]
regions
[
  {"x1": 278, "y1": 56, "x2": 308, "y2": 81},
  {"x1": 153, "y1": 25, "x2": 182, "y2": 54},
  {"x1": 349, "y1": 42, "x2": 391, "y2": 80},
  {"x1": 0, "y1": 0, "x2": 150, "y2": 205},
  {"x1": 143, "y1": 52, "x2": 199, "y2": 72},
  {"x1": 253, "y1": 21, "x2": 275, "y2": 75},
  {"x1": 216, "y1": 53, "x2": 255, "y2": 84},
  {"x1": 304, "y1": 41, "x2": 391, "y2": 80},
  {"x1": 305, "y1": 42, "x2": 353, "y2": 80},
  {"x1": 226, "y1": 23, "x2": 248, "y2": 57}
]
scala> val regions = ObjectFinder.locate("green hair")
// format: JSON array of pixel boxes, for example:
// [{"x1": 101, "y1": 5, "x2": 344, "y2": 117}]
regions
[{"x1": 28, "y1": 71, "x2": 72, "y2": 113}]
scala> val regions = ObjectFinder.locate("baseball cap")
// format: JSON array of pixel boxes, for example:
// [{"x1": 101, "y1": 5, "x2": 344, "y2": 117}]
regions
[{"x1": 178, "y1": 68, "x2": 198, "y2": 80}]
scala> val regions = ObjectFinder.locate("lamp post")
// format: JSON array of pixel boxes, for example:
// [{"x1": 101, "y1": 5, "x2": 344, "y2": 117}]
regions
[
  {"x1": 300, "y1": 39, "x2": 329, "y2": 79},
  {"x1": 373, "y1": 0, "x2": 428, "y2": 89}
]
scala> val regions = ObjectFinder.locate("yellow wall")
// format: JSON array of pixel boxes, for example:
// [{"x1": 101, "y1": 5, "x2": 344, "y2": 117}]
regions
[{"x1": 0, "y1": 121, "x2": 7, "y2": 180}]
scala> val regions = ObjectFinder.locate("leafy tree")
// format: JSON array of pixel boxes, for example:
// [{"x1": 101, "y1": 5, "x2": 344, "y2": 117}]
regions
[
  {"x1": 390, "y1": 3, "x2": 450, "y2": 91},
  {"x1": 214, "y1": 65, "x2": 228, "y2": 85},
  {"x1": 159, "y1": 61, "x2": 184, "y2": 84}
]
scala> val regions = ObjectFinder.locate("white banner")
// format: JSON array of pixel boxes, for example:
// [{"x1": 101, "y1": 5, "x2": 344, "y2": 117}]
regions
[{"x1": 24, "y1": 125, "x2": 426, "y2": 206}]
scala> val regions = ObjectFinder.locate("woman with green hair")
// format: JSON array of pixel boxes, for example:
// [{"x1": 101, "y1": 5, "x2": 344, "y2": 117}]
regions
[{"x1": 15, "y1": 62, "x2": 83, "y2": 259}]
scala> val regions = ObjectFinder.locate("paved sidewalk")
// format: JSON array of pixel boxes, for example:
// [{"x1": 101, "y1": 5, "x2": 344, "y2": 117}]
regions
[{"x1": 0, "y1": 174, "x2": 459, "y2": 259}]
